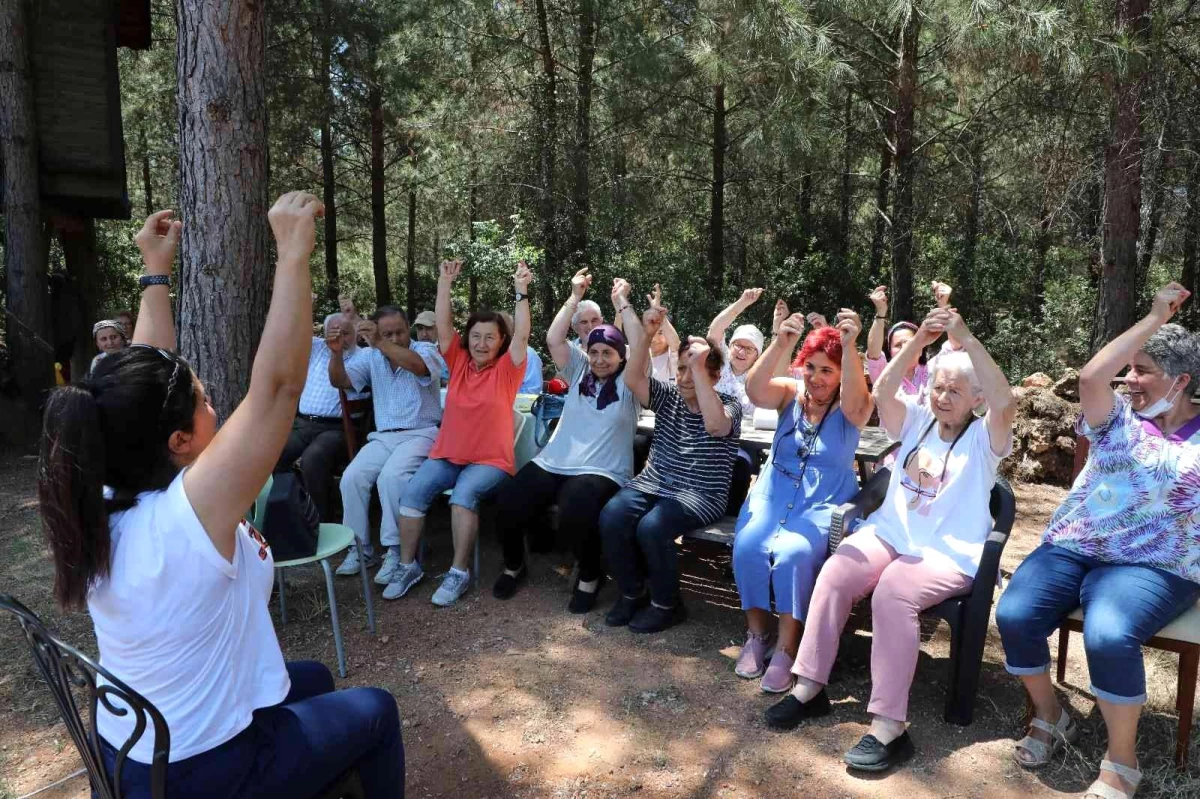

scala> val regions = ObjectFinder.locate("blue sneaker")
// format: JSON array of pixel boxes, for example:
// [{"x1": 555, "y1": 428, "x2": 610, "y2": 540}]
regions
[
  {"x1": 431, "y1": 569, "x2": 471, "y2": 607},
  {"x1": 381, "y1": 561, "x2": 423, "y2": 600}
]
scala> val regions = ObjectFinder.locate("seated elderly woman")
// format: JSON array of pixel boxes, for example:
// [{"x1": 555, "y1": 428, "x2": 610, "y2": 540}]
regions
[
  {"x1": 492, "y1": 269, "x2": 641, "y2": 612},
  {"x1": 384, "y1": 259, "x2": 533, "y2": 608},
  {"x1": 995, "y1": 282, "x2": 1200, "y2": 799},
  {"x1": 90, "y1": 318, "x2": 129, "y2": 373},
  {"x1": 598, "y1": 281, "x2": 743, "y2": 634},
  {"x1": 708, "y1": 288, "x2": 767, "y2": 513},
  {"x1": 765, "y1": 307, "x2": 1014, "y2": 774},
  {"x1": 732, "y1": 311, "x2": 873, "y2": 692}
]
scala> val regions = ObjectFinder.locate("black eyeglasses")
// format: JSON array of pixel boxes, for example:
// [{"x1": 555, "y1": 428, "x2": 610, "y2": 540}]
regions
[{"x1": 129, "y1": 344, "x2": 184, "y2": 420}]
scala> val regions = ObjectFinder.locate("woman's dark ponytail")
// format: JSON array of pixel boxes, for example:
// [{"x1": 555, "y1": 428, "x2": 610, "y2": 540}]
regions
[{"x1": 38, "y1": 386, "x2": 111, "y2": 611}]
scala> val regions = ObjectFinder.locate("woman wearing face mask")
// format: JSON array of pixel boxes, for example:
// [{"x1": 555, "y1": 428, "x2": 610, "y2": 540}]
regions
[
  {"x1": 387, "y1": 259, "x2": 533, "y2": 609},
  {"x1": 491, "y1": 269, "x2": 642, "y2": 612},
  {"x1": 731, "y1": 311, "x2": 873, "y2": 692},
  {"x1": 766, "y1": 307, "x2": 1014, "y2": 774},
  {"x1": 996, "y1": 283, "x2": 1200, "y2": 799}
]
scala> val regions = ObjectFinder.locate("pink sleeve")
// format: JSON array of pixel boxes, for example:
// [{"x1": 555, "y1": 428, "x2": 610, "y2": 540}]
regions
[{"x1": 866, "y1": 355, "x2": 887, "y2": 383}]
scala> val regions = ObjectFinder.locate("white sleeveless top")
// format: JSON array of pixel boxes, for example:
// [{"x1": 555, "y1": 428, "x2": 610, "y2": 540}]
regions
[{"x1": 88, "y1": 471, "x2": 290, "y2": 763}]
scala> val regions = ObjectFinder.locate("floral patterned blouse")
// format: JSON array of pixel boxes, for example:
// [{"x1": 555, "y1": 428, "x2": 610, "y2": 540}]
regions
[{"x1": 1043, "y1": 393, "x2": 1200, "y2": 583}]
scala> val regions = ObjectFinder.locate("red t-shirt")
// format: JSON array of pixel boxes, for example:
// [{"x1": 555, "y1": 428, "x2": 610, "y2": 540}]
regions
[{"x1": 429, "y1": 333, "x2": 526, "y2": 474}]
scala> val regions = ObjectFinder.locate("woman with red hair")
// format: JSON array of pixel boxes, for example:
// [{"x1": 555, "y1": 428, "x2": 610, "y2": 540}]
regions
[{"x1": 730, "y1": 309, "x2": 874, "y2": 692}]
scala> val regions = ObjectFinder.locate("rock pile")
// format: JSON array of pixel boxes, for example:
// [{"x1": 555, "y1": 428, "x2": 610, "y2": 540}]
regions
[{"x1": 1002, "y1": 369, "x2": 1080, "y2": 486}]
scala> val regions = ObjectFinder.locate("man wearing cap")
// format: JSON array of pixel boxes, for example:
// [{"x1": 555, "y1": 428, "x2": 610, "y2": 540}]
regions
[
  {"x1": 90, "y1": 319, "x2": 128, "y2": 374},
  {"x1": 413, "y1": 310, "x2": 450, "y2": 383},
  {"x1": 707, "y1": 288, "x2": 768, "y2": 514}
]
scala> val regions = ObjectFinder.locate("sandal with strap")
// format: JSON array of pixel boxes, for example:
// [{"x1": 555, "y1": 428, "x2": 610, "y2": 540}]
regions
[
  {"x1": 1084, "y1": 760, "x2": 1141, "y2": 799},
  {"x1": 1013, "y1": 707, "x2": 1078, "y2": 768}
]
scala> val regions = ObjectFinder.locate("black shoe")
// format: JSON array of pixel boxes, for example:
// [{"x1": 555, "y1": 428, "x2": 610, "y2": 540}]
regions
[
  {"x1": 568, "y1": 575, "x2": 605, "y2": 614},
  {"x1": 764, "y1": 690, "x2": 831, "y2": 731},
  {"x1": 605, "y1": 593, "x2": 649, "y2": 627},
  {"x1": 628, "y1": 601, "x2": 688, "y2": 633},
  {"x1": 843, "y1": 731, "x2": 914, "y2": 771},
  {"x1": 492, "y1": 566, "x2": 527, "y2": 600}
]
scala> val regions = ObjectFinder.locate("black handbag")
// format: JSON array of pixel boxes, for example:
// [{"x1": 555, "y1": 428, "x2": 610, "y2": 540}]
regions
[{"x1": 260, "y1": 472, "x2": 320, "y2": 562}]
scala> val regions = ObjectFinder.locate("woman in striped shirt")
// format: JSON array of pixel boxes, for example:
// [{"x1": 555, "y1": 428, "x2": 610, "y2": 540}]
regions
[{"x1": 598, "y1": 279, "x2": 743, "y2": 634}]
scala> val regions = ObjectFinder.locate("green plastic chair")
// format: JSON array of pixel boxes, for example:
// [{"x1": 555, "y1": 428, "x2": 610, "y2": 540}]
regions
[{"x1": 253, "y1": 476, "x2": 377, "y2": 678}]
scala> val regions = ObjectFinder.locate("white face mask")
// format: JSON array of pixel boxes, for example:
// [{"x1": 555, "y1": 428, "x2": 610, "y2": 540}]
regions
[{"x1": 1133, "y1": 376, "x2": 1184, "y2": 420}]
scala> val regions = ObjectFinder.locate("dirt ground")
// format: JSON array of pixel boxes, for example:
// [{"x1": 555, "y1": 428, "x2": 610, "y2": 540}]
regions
[{"x1": 3, "y1": 447, "x2": 1200, "y2": 799}]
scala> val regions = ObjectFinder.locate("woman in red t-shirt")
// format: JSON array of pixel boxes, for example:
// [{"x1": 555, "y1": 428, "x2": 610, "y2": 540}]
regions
[{"x1": 384, "y1": 259, "x2": 533, "y2": 608}]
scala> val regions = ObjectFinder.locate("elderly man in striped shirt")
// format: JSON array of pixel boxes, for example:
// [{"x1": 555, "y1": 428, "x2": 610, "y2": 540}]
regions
[
  {"x1": 273, "y1": 312, "x2": 365, "y2": 521},
  {"x1": 329, "y1": 306, "x2": 447, "y2": 582}
]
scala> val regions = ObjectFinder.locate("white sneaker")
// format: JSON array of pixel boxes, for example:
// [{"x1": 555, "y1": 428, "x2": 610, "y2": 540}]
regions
[
  {"x1": 374, "y1": 550, "x2": 402, "y2": 585},
  {"x1": 382, "y1": 561, "x2": 424, "y2": 600},
  {"x1": 335, "y1": 546, "x2": 378, "y2": 576},
  {"x1": 431, "y1": 569, "x2": 471, "y2": 607}
]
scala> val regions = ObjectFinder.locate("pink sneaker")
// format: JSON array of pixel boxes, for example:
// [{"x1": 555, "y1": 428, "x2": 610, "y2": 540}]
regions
[
  {"x1": 760, "y1": 651, "x2": 796, "y2": 693},
  {"x1": 734, "y1": 632, "x2": 776, "y2": 679}
]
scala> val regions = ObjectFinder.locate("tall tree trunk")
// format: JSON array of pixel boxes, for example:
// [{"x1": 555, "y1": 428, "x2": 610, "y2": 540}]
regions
[
  {"x1": 468, "y1": 166, "x2": 479, "y2": 311},
  {"x1": 709, "y1": 82, "x2": 727, "y2": 289},
  {"x1": 1032, "y1": 196, "x2": 1052, "y2": 324},
  {"x1": 568, "y1": 0, "x2": 595, "y2": 268},
  {"x1": 533, "y1": 0, "x2": 558, "y2": 314},
  {"x1": 889, "y1": 7, "x2": 920, "y2": 325},
  {"x1": 1180, "y1": 162, "x2": 1200, "y2": 328},
  {"x1": 176, "y1": 0, "x2": 271, "y2": 421},
  {"x1": 1092, "y1": 0, "x2": 1150, "y2": 353},
  {"x1": 836, "y1": 89, "x2": 854, "y2": 263},
  {"x1": 1136, "y1": 158, "x2": 1168, "y2": 304},
  {"x1": 370, "y1": 81, "x2": 390, "y2": 306},
  {"x1": 56, "y1": 217, "x2": 100, "y2": 382},
  {"x1": 319, "y1": 0, "x2": 339, "y2": 304},
  {"x1": 1, "y1": 0, "x2": 54, "y2": 415},
  {"x1": 140, "y1": 123, "x2": 154, "y2": 217},
  {"x1": 406, "y1": 189, "x2": 417, "y2": 321},
  {"x1": 869, "y1": 111, "x2": 895, "y2": 282},
  {"x1": 956, "y1": 136, "x2": 983, "y2": 320}
]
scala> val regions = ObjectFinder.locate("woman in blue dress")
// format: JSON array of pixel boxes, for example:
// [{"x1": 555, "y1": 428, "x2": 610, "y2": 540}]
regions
[{"x1": 732, "y1": 309, "x2": 873, "y2": 692}]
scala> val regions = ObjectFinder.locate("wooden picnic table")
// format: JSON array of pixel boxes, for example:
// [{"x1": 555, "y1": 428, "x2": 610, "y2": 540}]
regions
[{"x1": 635, "y1": 414, "x2": 899, "y2": 480}]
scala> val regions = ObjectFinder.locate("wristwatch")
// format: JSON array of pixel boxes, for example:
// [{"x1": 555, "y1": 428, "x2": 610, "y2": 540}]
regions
[
  {"x1": 514, "y1": 291, "x2": 528, "y2": 303},
  {"x1": 139, "y1": 275, "x2": 170, "y2": 289}
]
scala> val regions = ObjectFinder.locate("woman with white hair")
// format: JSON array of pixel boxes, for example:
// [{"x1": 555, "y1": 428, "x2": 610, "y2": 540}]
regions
[
  {"x1": 765, "y1": 307, "x2": 1015, "y2": 774},
  {"x1": 90, "y1": 319, "x2": 129, "y2": 373},
  {"x1": 996, "y1": 283, "x2": 1200, "y2": 799},
  {"x1": 708, "y1": 288, "x2": 767, "y2": 512}
]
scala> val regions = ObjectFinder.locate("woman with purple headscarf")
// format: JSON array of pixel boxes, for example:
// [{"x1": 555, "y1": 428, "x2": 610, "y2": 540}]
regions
[{"x1": 492, "y1": 268, "x2": 642, "y2": 613}]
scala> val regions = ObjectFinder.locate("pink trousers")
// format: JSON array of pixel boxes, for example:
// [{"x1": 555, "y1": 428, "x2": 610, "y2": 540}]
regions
[{"x1": 791, "y1": 530, "x2": 973, "y2": 722}]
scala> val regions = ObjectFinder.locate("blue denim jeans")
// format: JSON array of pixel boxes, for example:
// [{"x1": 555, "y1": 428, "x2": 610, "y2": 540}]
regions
[
  {"x1": 398, "y1": 457, "x2": 509, "y2": 515},
  {"x1": 996, "y1": 543, "x2": 1200, "y2": 704},
  {"x1": 100, "y1": 660, "x2": 404, "y2": 798},
  {"x1": 598, "y1": 488, "x2": 705, "y2": 607}
]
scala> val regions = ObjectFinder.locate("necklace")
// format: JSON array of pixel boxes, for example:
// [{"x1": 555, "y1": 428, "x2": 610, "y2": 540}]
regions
[
  {"x1": 901, "y1": 416, "x2": 975, "y2": 508},
  {"x1": 771, "y1": 388, "x2": 839, "y2": 485}
]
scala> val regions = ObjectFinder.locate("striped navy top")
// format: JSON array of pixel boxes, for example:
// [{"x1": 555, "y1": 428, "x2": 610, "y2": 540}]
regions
[{"x1": 629, "y1": 378, "x2": 743, "y2": 523}]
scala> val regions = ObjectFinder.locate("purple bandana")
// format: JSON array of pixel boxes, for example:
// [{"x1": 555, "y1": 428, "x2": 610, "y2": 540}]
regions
[{"x1": 579, "y1": 325, "x2": 627, "y2": 411}]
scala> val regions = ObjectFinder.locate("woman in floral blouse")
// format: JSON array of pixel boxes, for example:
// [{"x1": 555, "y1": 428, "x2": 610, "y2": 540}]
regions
[{"x1": 996, "y1": 282, "x2": 1200, "y2": 799}]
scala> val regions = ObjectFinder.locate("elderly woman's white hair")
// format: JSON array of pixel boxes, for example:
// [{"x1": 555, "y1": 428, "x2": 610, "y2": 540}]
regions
[
  {"x1": 324, "y1": 312, "x2": 358, "y2": 353},
  {"x1": 929, "y1": 350, "x2": 984, "y2": 405},
  {"x1": 571, "y1": 300, "x2": 602, "y2": 325}
]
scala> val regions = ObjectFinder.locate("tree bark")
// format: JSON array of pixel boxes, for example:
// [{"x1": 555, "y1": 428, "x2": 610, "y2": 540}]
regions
[
  {"x1": 836, "y1": 89, "x2": 854, "y2": 263},
  {"x1": 889, "y1": 7, "x2": 920, "y2": 325},
  {"x1": 533, "y1": 0, "x2": 558, "y2": 314},
  {"x1": 370, "y1": 80, "x2": 391, "y2": 306},
  {"x1": 406, "y1": 189, "x2": 417, "y2": 321},
  {"x1": 709, "y1": 82, "x2": 727, "y2": 289},
  {"x1": 319, "y1": 0, "x2": 339, "y2": 305},
  {"x1": 140, "y1": 123, "x2": 154, "y2": 217},
  {"x1": 56, "y1": 217, "x2": 100, "y2": 382},
  {"x1": 568, "y1": 0, "x2": 595, "y2": 269},
  {"x1": 176, "y1": 0, "x2": 271, "y2": 421},
  {"x1": 1136, "y1": 155, "x2": 1168, "y2": 303},
  {"x1": 1092, "y1": 0, "x2": 1150, "y2": 353},
  {"x1": 0, "y1": 0, "x2": 54, "y2": 414},
  {"x1": 869, "y1": 110, "x2": 895, "y2": 283}
]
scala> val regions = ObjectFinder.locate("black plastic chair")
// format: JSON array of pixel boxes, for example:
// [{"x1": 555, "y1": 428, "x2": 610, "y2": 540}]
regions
[
  {"x1": 1, "y1": 594, "x2": 365, "y2": 799},
  {"x1": 827, "y1": 469, "x2": 1017, "y2": 725}
]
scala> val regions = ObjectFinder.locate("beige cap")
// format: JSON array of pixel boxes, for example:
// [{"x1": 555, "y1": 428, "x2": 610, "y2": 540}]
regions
[{"x1": 414, "y1": 310, "x2": 436, "y2": 327}]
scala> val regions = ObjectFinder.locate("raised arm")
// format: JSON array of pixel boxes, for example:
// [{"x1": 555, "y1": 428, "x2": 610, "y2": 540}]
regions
[
  {"x1": 357, "y1": 319, "x2": 429, "y2": 376},
  {"x1": 866, "y1": 285, "x2": 888, "y2": 360},
  {"x1": 873, "y1": 309, "x2": 944, "y2": 438},
  {"x1": 834, "y1": 309, "x2": 874, "y2": 429},
  {"x1": 931, "y1": 280, "x2": 964, "y2": 350},
  {"x1": 687, "y1": 337, "x2": 734, "y2": 437},
  {"x1": 707, "y1": 287, "x2": 763, "y2": 343},
  {"x1": 326, "y1": 324, "x2": 354, "y2": 389},
  {"x1": 132, "y1": 210, "x2": 181, "y2": 351},
  {"x1": 549, "y1": 267, "x2": 591, "y2": 368},
  {"x1": 184, "y1": 191, "x2": 323, "y2": 560},
  {"x1": 616, "y1": 279, "x2": 653, "y2": 406},
  {"x1": 943, "y1": 308, "x2": 1015, "y2": 455},
  {"x1": 748, "y1": 311, "x2": 804, "y2": 413},
  {"x1": 771, "y1": 299, "x2": 792, "y2": 378},
  {"x1": 508, "y1": 260, "x2": 532, "y2": 368},
  {"x1": 1078, "y1": 282, "x2": 1191, "y2": 428},
  {"x1": 435, "y1": 259, "x2": 461, "y2": 355}
]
